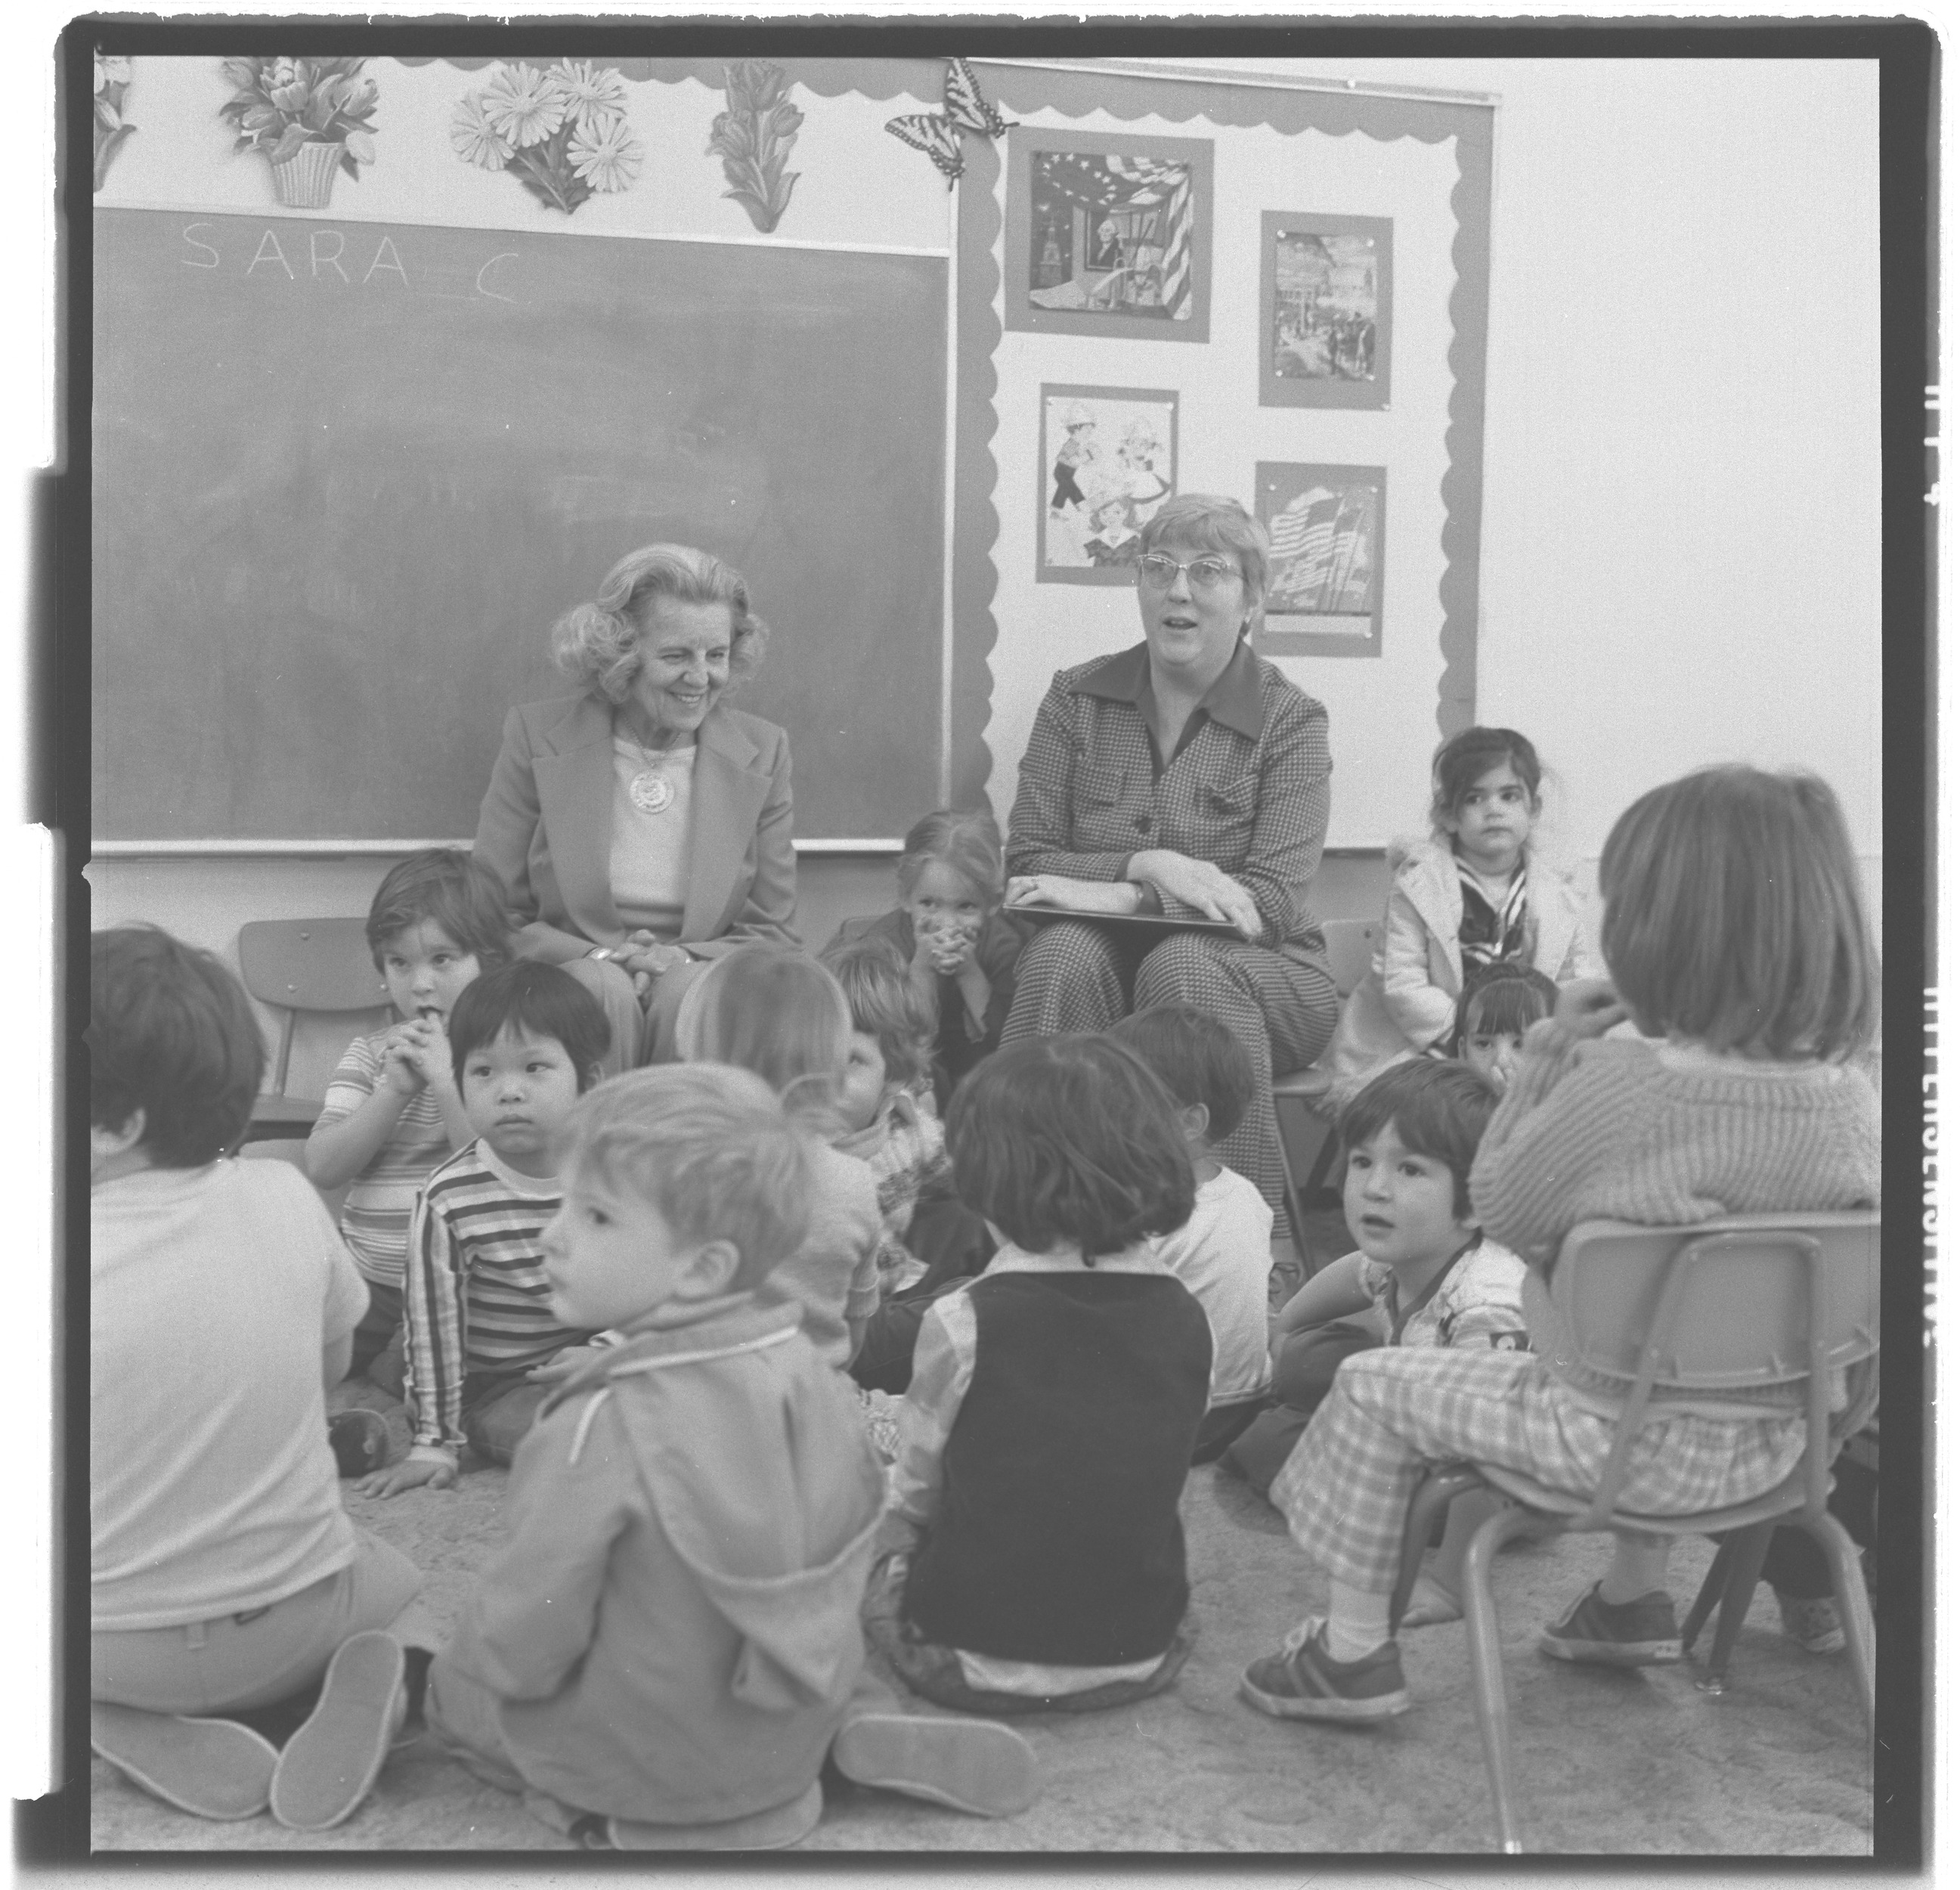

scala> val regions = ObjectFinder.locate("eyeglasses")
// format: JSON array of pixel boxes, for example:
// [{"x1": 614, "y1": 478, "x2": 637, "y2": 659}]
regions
[{"x1": 1136, "y1": 553, "x2": 1239, "y2": 594}]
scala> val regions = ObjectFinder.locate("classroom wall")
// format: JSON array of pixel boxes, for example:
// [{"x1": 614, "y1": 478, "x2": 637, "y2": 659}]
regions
[{"x1": 88, "y1": 54, "x2": 1884, "y2": 1078}]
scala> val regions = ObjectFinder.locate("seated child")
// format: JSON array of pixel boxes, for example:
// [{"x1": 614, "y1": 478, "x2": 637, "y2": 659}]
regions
[
  {"x1": 865, "y1": 1035, "x2": 1212, "y2": 1715},
  {"x1": 673, "y1": 944, "x2": 882, "y2": 1370},
  {"x1": 1225, "y1": 1060, "x2": 1526, "y2": 1624},
  {"x1": 1450, "y1": 963, "x2": 1558, "y2": 1092},
  {"x1": 1109, "y1": 1005, "x2": 1276, "y2": 1462},
  {"x1": 421, "y1": 1064, "x2": 1038, "y2": 1848},
  {"x1": 829, "y1": 807, "x2": 1026, "y2": 1114},
  {"x1": 818, "y1": 931, "x2": 954, "y2": 1301},
  {"x1": 1325, "y1": 727, "x2": 1601, "y2": 1107},
  {"x1": 1242, "y1": 765, "x2": 1880, "y2": 1724},
  {"x1": 90, "y1": 926, "x2": 421, "y2": 1832},
  {"x1": 306, "y1": 848, "x2": 512, "y2": 1408},
  {"x1": 361, "y1": 962, "x2": 611, "y2": 1498}
]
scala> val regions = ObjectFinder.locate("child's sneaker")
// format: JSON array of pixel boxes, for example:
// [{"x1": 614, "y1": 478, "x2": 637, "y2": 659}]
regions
[
  {"x1": 268, "y1": 1631, "x2": 405, "y2": 1831},
  {"x1": 1776, "y1": 1592, "x2": 1847, "y2": 1655},
  {"x1": 831, "y1": 1709, "x2": 1038, "y2": 1817},
  {"x1": 91, "y1": 1704, "x2": 279, "y2": 1820},
  {"x1": 328, "y1": 1409, "x2": 391, "y2": 1477},
  {"x1": 1538, "y1": 1582, "x2": 1682, "y2": 1667},
  {"x1": 1239, "y1": 1618, "x2": 1409, "y2": 1722}
]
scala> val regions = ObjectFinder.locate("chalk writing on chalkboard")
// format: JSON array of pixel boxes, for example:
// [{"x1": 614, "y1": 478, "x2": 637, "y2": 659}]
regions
[{"x1": 94, "y1": 208, "x2": 948, "y2": 844}]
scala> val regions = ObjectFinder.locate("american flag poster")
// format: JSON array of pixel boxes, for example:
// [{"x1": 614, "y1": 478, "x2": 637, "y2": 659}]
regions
[{"x1": 1256, "y1": 461, "x2": 1386, "y2": 656}]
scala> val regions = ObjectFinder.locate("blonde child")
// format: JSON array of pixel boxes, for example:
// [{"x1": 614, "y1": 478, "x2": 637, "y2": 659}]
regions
[
  {"x1": 1108, "y1": 1005, "x2": 1275, "y2": 1461},
  {"x1": 419, "y1": 1064, "x2": 1036, "y2": 1849},
  {"x1": 673, "y1": 943, "x2": 882, "y2": 1368},
  {"x1": 1326, "y1": 727, "x2": 1600, "y2": 1104},
  {"x1": 830, "y1": 808, "x2": 1025, "y2": 1114},
  {"x1": 1225, "y1": 1060, "x2": 1525, "y2": 1625},
  {"x1": 1243, "y1": 765, "x2": 1879, "y2": 1722},
  {"x1": 91, "y1": 928, "x2": 420, "y2": 1832},
  {"x1": 865, "y1": 1035, "x2": 1212, "y2": 1714},
  {"x1": 361, "y1": 963, "x2": 612, "y2": 1498},
  {"x1": 307, "y1": 850, "x2": 512, "y2": 1421}
]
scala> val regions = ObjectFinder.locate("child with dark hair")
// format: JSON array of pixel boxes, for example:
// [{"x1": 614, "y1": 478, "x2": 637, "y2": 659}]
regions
[
  {"x1": 1450, "y1": 963, "x2": 1559, "y2": 1089},
  {"x1": 361, "y1": 962, "x2": 611, "y2": 1498},
  {"x1": 829, "y1": 807, "x2": 1026, "y2": 1113},
  {"x1": 419, "y1": 1064, "x2": 1037, "y2": 1848},
  {"x1": 91, "y1": 927, "x2": 423, "y2": 1831},
  {"x1": 1326, "y1": 727, "x2": 1601, "y2": 1105},
  {"x1": 1109, "y1": 1005, "x2": 1274, "y2": 1462},
  {"x1": 307, "y1": 849, "x2": 514, "y2": 1400},
  {"x1": 1225, "y1": 1058, "x2": 1526, "y2": 1626},
  {"x1": 865, "y1": 1035, "x2": 1212, "y2": 1715}
]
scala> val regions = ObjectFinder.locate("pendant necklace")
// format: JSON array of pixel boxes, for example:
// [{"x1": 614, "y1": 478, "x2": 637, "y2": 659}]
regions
[{"x1": 624, "y1": 733, "x2": 686, "y2": 815}]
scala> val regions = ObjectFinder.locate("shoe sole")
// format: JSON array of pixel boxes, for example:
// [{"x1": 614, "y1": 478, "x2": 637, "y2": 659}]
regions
[
  {"x1": 1237, "y1": 1672, "x2": 1409, "y2": 1722},
  {"x1": 91, "y1": 1705, "x2": 279, "y2": 1820},
  {"x1": 1539, "y1": 1633, "x2": 1682, "y2": 1668},
  {"x1": 831, "y1": 1712, "x2": 1038, "y2": 1817},
  {"x1": 269, "y1": 1631, "x2": 404, "y2": 1831},
  {"x1": 605, "y1": 1780, "x2": 824, "y2": 1850}
]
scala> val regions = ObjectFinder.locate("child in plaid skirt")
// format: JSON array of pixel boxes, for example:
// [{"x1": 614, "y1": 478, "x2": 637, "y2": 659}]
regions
[{"x1": 1243, "y1": 765, "x2": 1881, "y2": 1722}]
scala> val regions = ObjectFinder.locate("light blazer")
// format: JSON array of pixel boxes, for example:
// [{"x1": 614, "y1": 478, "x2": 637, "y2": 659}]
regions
[
  {"x1": 1326, "y1": 835, "x2": 1602, "y2": 1096},
  {"x1": 472, "y1": 693, "x2": 799, "y2": 965}
]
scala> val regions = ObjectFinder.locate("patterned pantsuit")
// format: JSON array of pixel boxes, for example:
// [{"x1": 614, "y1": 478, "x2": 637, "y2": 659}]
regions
[
  {"x1": 1269, "y1": 1346, "x2": 1878, "y2": 1597},
  {"x1": 1003, "y1": 920, "x2": 1337, "y2": 1213}
]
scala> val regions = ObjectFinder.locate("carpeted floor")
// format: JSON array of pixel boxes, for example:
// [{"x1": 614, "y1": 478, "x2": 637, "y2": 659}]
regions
[{"x1": 91, "y1": 1371, "x2": 1875, "y2": 1857}]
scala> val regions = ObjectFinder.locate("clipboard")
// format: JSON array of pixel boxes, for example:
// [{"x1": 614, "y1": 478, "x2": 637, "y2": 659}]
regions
[{"x1": 1008, "y1": 903, "x2": 1244, "y2": 941}]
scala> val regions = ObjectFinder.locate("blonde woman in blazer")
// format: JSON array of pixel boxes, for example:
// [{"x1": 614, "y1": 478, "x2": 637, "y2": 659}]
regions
[{"x1": 474, "y1": 545, "x2": 797, "y2": 1074}]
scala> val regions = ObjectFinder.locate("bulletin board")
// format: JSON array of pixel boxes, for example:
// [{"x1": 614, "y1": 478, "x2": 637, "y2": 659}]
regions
[{"x1": 948, "y1": 63, "x2": 1494, "y2": 850}]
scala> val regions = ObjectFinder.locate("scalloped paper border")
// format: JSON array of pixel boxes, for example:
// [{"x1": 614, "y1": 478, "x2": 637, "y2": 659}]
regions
[{"x1": 952, "y1": 66, "x2": 1494, "y2": 807}]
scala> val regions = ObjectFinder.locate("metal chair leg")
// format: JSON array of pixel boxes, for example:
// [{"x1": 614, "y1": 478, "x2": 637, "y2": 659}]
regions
[
  {"x1": 1389, "y1": 1466, "x2": 1484, "y2": 1634},
  {"x1": 1807, "y1": 1514, "x2": 1876, "y2": 1735},
  {"x1": 1697, "y1": 1521, "x2": 1773, "y2": 1695},
  {"x1": 1460, "y1": 1502, "x2": 1540, "y2": 1854},
  {"x1": 1681, "y1": 1534, "x2": 1734, "y2": 1654}
]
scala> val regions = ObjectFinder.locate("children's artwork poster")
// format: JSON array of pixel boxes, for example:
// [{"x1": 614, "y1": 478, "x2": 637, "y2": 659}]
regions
[
  {"x1": 1039, "y1": 385, "x2": 1178, "y2": 585},
  {"x1": 1005, "y1": 130, "x2": 1212, "y2": 343},
  {"x1": 1252, "y1": 461, "x2": 1386, "y2": 657},
  {"x1": 1258, "y1": 212, "x2": 1392, "y2": 410}
]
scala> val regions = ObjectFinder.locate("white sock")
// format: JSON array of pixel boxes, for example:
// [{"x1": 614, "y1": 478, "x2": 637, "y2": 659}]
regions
[{"x1": 1324, "y1": 1581, "x2": 1392, "y2": 1662}]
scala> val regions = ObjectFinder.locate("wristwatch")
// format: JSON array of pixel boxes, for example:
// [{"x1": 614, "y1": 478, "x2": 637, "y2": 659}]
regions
[{"x1": 585, "y1": 945, "x2": 616, "y2": 963}]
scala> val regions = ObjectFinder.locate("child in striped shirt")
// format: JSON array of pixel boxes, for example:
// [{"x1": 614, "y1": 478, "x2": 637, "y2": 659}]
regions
[
  {"x1": 360, "y1": 962, "x2": 612, "y2": 1498},
  {"x1": 307, "y1": 850, "x2": 512, "y2": 1393}
]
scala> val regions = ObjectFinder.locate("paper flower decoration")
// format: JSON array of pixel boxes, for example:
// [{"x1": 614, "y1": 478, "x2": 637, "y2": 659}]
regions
[
  {"x1": 451, "y1": 60, "x2": 644, "y2": 215},
  {"x1": 93, "y1": 51, "x2": 135, "y2": 191},
  {"x1": 218, "y1": 56, "x2": 379, "y2": 181},
  {"x1": 706, "y1": 60, "x2": 802, "y2": 234}
]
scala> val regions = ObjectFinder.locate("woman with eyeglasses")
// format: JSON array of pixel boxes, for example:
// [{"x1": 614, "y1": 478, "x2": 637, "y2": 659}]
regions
[{"x1": 1001, "y1": 493, "x2": 1338, "y2": 1214}]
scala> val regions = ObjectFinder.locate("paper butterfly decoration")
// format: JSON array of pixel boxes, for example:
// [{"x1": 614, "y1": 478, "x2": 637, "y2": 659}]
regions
[{"x1": 885, "y1": 57, "x2": 1016, "y2": 186}]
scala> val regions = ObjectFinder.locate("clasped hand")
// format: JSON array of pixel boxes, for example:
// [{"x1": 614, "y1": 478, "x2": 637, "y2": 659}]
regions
[
  {"x1": 1126, "y1": 850, "x2": 1262, "y2": 939},
  {"x1": 618, "y1": 930, "x2": 686, "y2": 1001},
  {"x1": 380, "y1": 1015, "x2": 450, "y2": 1094}
]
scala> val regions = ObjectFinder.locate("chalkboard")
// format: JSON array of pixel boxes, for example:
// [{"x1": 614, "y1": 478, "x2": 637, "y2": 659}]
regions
[{"x1": 92, "y1": 208, "x2": 947, "y2": 842}]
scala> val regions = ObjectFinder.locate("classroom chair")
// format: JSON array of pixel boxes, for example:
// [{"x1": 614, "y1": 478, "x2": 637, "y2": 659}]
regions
[
  {"x1": 236, "y1": 917, "x2": 389, "y2": 1145},
  {"x1": 1384, "y1": 1212, "x2": 1879, "y2": 1854},
  {"x1": 1271, "y1": 917, "x2": 1381, "y2": 1263}
]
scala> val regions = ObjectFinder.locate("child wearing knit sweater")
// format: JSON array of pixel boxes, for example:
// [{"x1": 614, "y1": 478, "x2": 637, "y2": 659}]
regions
[{"x1": 1242, "y1": 764, "x2": 1881, "y2": 1723}]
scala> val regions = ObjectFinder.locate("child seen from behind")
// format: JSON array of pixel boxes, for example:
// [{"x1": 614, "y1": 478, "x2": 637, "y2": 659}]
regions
[
  {"x1": 91, "y1": 927, "x2": 422, "y2": 1832},
  {"x1": 1109, "y1": 1005, "x2": 1275, "y2": 1461},
  {"x1": 829, "y1": 808, "x2": 1024, "y2": 1114},
  {"x1": 1243, "y1": 765, "x2": 1881, "y2": 1724},
  {"x1": 1226, "y1": 1059, "x2": 1525, "y2": 1625},
  {"x1": 421, "y1": 1064, "x2": 1036, "y2": 1848},
  {"x1": 362, "y1": 962, "x2": 611, "y2": 1498},
  {"x1": 866, "y1": 1036, "x2": 1212, "y2": 1714},
  {"x1": 307, "y1": 850, "x2": 512, "y2": 1408},
  {"x1": 673, "y1": 943, "x2": 882, "y2": 1369},
  {"x1": 1326, "y1": 727, "x2": 1600, "y2": 1103}
]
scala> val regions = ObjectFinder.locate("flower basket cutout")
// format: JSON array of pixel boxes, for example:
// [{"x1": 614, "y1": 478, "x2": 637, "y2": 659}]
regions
[{"x1": 219, "y1": 56, "x2": 379, "y2": 206}]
